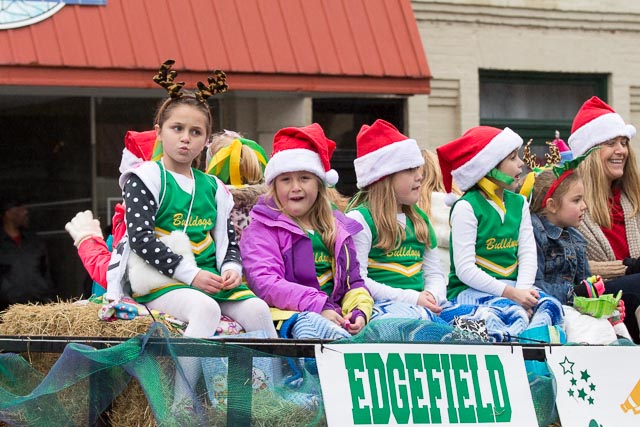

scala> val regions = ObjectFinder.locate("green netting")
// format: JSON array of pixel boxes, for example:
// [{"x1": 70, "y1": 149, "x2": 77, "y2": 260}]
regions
[{"x1": 0, "y1": 319, "x2": 630, "y2": 426}]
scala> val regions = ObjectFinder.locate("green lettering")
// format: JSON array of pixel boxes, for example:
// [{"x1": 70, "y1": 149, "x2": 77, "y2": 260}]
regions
[
  {"x1": 440, "y1": 354, "x2": 458, "y2": 423},
  {"x1": 486, "y1": 355, "x2": 512, "y2": 422},
  {"x1": 451, "y1": 354, "x2": 476, "y2": 423},
  {"x1": 424, "y1": 354, "x2": 443, "y2": 423},
  {"x1": 344, "y1": 353, "x2": 371, "y2": 424},
  {"x1": 405, "y1": 354, "x2": 430, "y2": 424},
  {"x1": 468, "y1": 355, "x2": 494, "y2": 422},
  {"x1": 365, "y1": 353, "x2": 390, "y2": 424},
  {"x1": 387, "y1": 353, "x2": 410, "y2": 424}
]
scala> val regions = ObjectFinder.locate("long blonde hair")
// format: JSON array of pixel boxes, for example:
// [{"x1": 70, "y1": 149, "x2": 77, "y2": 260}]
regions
[
  {"x1": 417, "y1": 149, "x2": 461, "y2": 216},
  {"x1": 578, "y1": 142, "x2": 640, "y2": 227},
  {"x1": 350, "y1": 176, "x2": 430, "y2": 253},
  {"x1": 267, "y1": 177, "x2": 337, "y2": 255}
]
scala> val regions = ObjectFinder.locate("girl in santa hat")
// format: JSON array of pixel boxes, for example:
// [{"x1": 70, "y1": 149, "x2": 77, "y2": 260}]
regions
[
  {"x1": 346, "y1": 119, "x2": 447, "y2": 323},
  {"x1": 240, "y1": 123, "x2": 374, "y2": 340},
  {"x1": 569, "y1": 96, "x2": 640, "y2": 342},
  {"x1": 436, "y1": 126, "x2": 564, "y2": 342}
]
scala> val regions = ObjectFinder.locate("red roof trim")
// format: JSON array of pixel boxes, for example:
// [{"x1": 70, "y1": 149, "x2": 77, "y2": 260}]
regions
[
  {"x1": 0, "y1": 66, "x2": 428, "y2": 95},
  {"x1": 0, "y1": 0, "x2": 430, "y2": 94}
]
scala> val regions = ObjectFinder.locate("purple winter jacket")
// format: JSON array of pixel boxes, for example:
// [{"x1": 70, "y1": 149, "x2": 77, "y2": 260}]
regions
[{"x1": 240, "y1": 196, "x2": 370, "y2": 321}]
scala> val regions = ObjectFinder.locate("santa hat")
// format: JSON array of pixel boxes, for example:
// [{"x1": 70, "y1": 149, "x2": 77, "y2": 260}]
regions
[
  {"x1": 568, "y1": 96, "x2": 636, "y2": 157},
  {"x1": 264, "y1": 123, "x2": 338, "y2": 186},
  {"x1": 354, "y1": 119, "x2": 423, "y2": 189},
  {"x1": 436, "y1": 126, "x2": 523, "y2": 204},
  {"x1": 118, "y1": 130, "x2": 157, "y2": 189}
]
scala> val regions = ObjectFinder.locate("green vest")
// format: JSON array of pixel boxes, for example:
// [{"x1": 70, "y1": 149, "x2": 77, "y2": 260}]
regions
[
  {"x1": 308, "y1": 230, "x2": 334, "y2": 297},
  {"x1": 447, "y1": 188, "x2": 524, "y2": 299},
  {"x1": 350, "y1": 205, "x2": 436, "y2": 292},
  {"x1": 136, "y1": 163, "x2": 254, "y2": 303}
]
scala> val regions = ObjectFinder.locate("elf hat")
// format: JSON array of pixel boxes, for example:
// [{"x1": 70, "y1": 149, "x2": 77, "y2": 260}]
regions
[
  {"x1": 264, "y1": 123, "x2": 338, "y2": 186},
  {"x1": 436, "y1": 126, "x2": 523, "y2": 203},
  {"x1": 568, "y1": 96, "x2": 636, "y2": 157},
  {"x1": 354, "y1": 119, "x2": 423, "y2": 189}
]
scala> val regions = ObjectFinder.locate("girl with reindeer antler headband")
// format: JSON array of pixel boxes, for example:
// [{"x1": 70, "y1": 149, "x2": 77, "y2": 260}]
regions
[{"x1": 105, "y1": 60, "x2": 278, "y2": 414}]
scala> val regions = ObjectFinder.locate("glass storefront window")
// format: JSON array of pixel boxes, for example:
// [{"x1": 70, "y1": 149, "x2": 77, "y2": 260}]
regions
[{"x1": 313, "y1": 98, "x2": 404, "y2": 197}]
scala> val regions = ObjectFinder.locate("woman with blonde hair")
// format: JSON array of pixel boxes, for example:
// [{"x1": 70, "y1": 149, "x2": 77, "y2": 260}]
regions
[{"x1": 570, "y1": 96, "x2": 640, "y2": 342}]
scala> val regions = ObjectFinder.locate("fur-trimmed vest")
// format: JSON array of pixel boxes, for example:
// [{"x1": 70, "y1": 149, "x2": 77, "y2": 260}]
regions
[{"x1": 578, "y1": 192, "x2": 640, "y2": 279}]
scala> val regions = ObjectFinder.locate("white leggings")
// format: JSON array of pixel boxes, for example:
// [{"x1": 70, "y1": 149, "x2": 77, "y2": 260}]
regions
[
  {"x1": 144, "y1": 288, "x2": 277, "y2": 338},
  {"x1": 144, "y1": 288, "x2": 277, "y2": 406}
]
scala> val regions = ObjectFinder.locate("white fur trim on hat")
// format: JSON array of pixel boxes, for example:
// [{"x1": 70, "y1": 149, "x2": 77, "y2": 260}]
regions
[
  {"x1": 264, "y1": 148, "x2": 330, "y2": 185},
  {"x1": 568, "y1": 112, "x2": 637, "y2": 157},
  {"x1": 452, "y1": 127, "x2": 523, "y2": 191},
  {"x1": 354, "y1": 139, "x2": 423, "y2": 189}
]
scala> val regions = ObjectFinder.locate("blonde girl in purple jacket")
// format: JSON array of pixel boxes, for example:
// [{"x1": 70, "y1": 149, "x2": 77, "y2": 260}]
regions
[{"x1": 240, "y1": 124, "x2": 373, "y2": 340}]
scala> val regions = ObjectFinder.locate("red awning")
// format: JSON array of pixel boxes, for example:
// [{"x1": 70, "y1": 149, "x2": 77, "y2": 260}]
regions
[{"x1": 0, "y1": 0, "x2": 430, "y2": 95}]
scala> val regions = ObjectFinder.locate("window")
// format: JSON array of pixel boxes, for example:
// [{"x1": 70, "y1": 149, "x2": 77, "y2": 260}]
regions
[
  {"x1": 480, "y1": 71, "x2": 607, "y2": 163},
  {"x1": 313, "y1": 98, "x2": 404, "y2": 197}
]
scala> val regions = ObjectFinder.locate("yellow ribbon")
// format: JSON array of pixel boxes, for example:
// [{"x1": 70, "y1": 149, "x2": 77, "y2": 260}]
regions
[
  {"x1": 228, "y1": 138, "x2": 242, "y2": 186},
  {"x1": 206, "y1": 138, "x2": 243, "y2": 186}
]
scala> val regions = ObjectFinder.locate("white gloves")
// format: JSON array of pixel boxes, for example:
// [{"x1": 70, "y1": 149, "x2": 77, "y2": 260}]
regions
[{"x1": 65, "y1": 210, "x2": 103, "y2": 247}]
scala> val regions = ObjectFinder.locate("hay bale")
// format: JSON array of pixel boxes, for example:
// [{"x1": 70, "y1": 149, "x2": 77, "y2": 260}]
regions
[
  {"x1": 0, "y1": 300, "x2": 163, "y2": 426},
  {"x1": 0, "y1": 300, "x2": 154, "y2": 337}
]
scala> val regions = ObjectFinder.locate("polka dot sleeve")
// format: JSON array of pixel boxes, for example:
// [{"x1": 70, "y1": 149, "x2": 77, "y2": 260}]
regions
[
  {"x1": 223, "y1": 217, "x2": 241, "y2": 266},
  {"x1": 123, "y1": 175, "x2": 183, "y2": 277}
]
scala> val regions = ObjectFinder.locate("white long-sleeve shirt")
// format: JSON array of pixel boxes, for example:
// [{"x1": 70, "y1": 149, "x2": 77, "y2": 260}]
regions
[
  {"x1": 449, "y1": 197, "x2": 537, "y2": 297},
  {"x1": 345, "y1": 210, "x2": 447, "y2": 305}
]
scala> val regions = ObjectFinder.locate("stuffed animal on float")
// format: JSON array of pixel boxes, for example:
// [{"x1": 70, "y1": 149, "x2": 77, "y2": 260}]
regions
[{"x1": 127, "y1": 230, "x2": 196, "y2": 295}]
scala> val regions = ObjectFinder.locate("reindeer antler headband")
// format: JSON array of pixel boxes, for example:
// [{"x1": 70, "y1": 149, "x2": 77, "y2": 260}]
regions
[
  {"x1": 522, "y1": 139, "x2": 562, "y2": 172},
  {"x1": 521, "y1": 139, "x2": 598, "y2": 208},
  {"x1": 153, "y1": 59, "x2": 228, "y2": 101}
]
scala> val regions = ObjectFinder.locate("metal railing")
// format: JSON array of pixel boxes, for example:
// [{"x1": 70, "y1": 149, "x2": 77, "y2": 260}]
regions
[{"x1": 0, "y1": 334, "x2": 551, "y2": 427}]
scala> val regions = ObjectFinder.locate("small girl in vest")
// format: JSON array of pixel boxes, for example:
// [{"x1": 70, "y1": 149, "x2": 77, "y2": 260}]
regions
[
  {"x1": 109, "y1": 61, "x2": 276, "y2": 411},
  {"x1": 436, "y1": 126, "x2": 564, "y2": 342},
  {"x1": 240, "y1": 123, "x2": 374, "y2": 340},
  {"x1": 528, "y1": 149, "x2": 629, "y2": 342},
  {"x1": 345, "y1": 119, "x2": 446, "y2": 322}
]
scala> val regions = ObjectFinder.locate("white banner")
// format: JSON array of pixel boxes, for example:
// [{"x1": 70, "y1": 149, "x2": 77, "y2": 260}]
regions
[
  {"x1": 315, "y1": 343, "x2": 537, "y2": 427},
  {"x1": 546, "y1": 346, "x2": 640, "y2": 427}
]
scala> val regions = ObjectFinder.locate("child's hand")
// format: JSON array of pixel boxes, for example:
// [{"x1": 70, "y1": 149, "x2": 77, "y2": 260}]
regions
[
  {"x1": 417, "y1": 291, "x2": 443, "y2": 314},
  {"x1": 321, "y1": 309, "x2": 345, "y2": 327},
  {"x1": 343, "y1": 312, "x2": 365, "y2": 335},
  {"x1": 221, "y1": 270, "x2": 241, "y2": 290},
  {"x1": 191, "y1": 270, "x2": 224, "y2": 295},
  {"x1": 502, "y1": 286, "x2": 539, "y2": 310}
]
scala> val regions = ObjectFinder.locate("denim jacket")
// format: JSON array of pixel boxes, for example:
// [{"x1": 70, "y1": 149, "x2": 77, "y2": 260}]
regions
[{"x1": 531, "y1": 213, "x2": 590, "y2": 304}]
